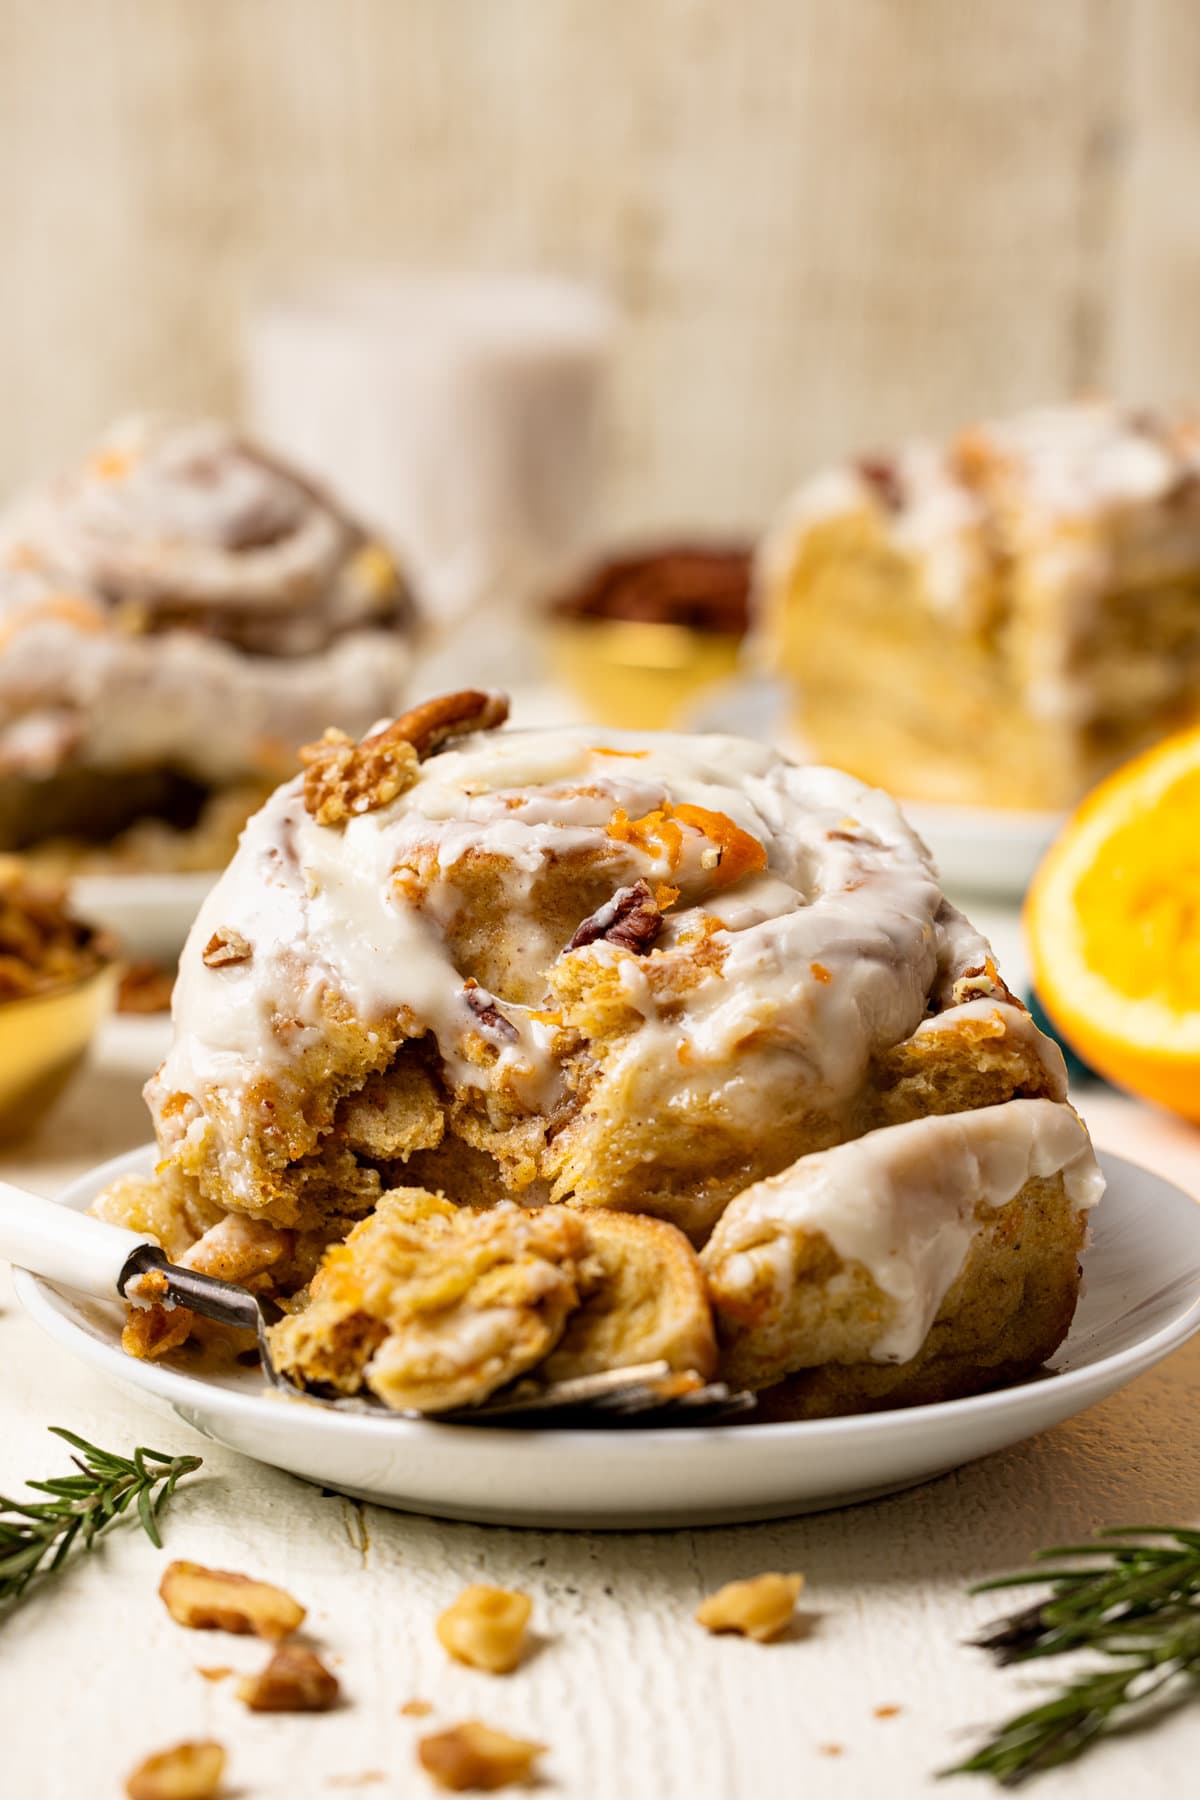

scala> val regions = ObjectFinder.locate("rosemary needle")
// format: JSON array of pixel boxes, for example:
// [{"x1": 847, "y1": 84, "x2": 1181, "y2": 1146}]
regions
[
  {"x1": 0, "y1": 1427, "x2": 202, "y2": 1615},
  {"x1": 945, "y1": 1527, "x2": 1200, "y2": 1785}
]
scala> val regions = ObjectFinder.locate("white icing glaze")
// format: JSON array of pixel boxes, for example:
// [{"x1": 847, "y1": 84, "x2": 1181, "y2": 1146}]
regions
[
  {"x1": 0, "y1": 417, "x2": 414, "y2": 782},
  {"x1": 151, "y1": 720, "x2": 997, "y2": 1172},
  {"x1": 702, "y1": 1097, "x2": 1103, "y2": 1364}
]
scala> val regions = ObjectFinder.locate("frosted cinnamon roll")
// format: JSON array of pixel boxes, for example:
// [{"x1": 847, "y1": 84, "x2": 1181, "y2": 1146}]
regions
[
  {"x1": 90, "y1": 692, "x2": 1102, "y2": 1412},
  {"x1": 0, "y1": 417, "x2": 415, "y2": 870}
]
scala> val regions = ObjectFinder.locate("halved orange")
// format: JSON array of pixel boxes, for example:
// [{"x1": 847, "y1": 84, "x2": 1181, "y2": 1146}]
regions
[{"x1": 1025, "y1": 726, "x2": 1200, "y2": 1121}]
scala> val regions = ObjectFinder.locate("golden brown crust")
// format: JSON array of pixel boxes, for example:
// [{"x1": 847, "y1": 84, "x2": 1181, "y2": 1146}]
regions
[
  {"x1": 544, "y1": 1209, "x2": 717, "y2": 1382},
  {"x1": 712, "y1": 1171, "x2": 1085, "y2": 1410}
]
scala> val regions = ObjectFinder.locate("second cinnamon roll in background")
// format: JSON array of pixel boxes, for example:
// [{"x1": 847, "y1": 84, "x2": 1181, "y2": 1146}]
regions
[{"x1": 0, "y1": 414, "x2": 417, "y2": 875}]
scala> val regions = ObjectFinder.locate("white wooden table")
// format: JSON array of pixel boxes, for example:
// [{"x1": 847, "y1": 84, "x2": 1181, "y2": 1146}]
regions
[{"x1": 3, "y1": 1010, "x2": 1200, "y2": 1800}]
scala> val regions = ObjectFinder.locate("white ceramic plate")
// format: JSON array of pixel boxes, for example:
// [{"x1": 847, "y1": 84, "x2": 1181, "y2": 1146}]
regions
[
  {"x1": 901, "y1": 798, "x2": 1064, "y2": 901},
  {"x1": 73, "y1": 872, "x2": 215, "y2": 962},
  {"x1": 15, "y1": 1147, "x2": 1200, "y2": 1529}
]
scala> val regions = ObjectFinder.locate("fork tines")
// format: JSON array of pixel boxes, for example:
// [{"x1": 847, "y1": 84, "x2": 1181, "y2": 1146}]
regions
[{"x1": 444, "y1": 1362, "x2": 757, "y2": 1428}]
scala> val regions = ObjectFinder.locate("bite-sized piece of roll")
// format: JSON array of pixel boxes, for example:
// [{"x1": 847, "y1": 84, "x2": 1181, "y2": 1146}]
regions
[
  {"x1": 267, "y1": 1192, "x2": 589, "y2": 1413},
  {"x1": 0, "y1": 415, "x2": 415, "y2": 870},
  {"x1": 701, "y1": 1098, "x2": 1103, "y2": 1413},
  {"x1": 544, "y1": 1210, "x2": 717, "y2": 1383},
  {"x1": 267, "y1": 1195, "x2": 716, "y2": 1413}
]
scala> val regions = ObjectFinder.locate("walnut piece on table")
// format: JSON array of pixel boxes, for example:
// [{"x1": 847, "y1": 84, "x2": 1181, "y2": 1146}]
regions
[
  {"x1": 695, "y1": 1572, "x2": 804, "y2": 1642},
  {"x1": 436, "y1": 1584, "x2": 532, "y2": 1674},
  {"x1": 418, "y1": 1720, "x2": 545, "y2": 1792},
  {"x1": 125, "y1": 1739, "x2": 226, "y2": 1800},
  {"x1": 236, "y1": 1643, "x2": 340, "y2": 1712},
  {"x1": 159, "y1": 1560, "x2": 306, "y2": 1639}
]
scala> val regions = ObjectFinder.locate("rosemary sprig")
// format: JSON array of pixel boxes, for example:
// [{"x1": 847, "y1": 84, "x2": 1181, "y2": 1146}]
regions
[
  {"x1": 0, "y1": 1427, "x2": 202, "y2": 1614},
  {"x1": 946, "y1": 1527, "x2": 1200, "y2": 1785}
]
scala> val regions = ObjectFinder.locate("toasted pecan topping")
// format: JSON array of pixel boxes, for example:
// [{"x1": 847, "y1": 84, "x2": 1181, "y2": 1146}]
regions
[
  {"x1": 302, "y1": 690, "x2": 508, "y2": 824},
  {"x1": 301, "y1": 726, "x2": 420, "y2": 826},
  {"x1": 366, "y1": 689, "x2": 509, "y2": 760},
  {"x1": 236, "y1": 1644, "x2": 340, "y2": 1712},
  {"x1": 159, "y1": 1561, "x2": 306, "y2": 1640},
  {"x1": 436, "y1": 1585, "x2": 532, "y2": 1675},
  {"x1": 125, "y1": 1740, "x2": 226, "y2": 1800},
  {"x1": 202, "y1": 928, "x2": 252, "y2": 969},
  {"x1": 566, "y1": 879, "x2": 665, "y2": 954},
  {"x1": 417, "y1": 1721, "x2": 545, "y2": 1792},
  {"x1": 695, "y1": 1572, "x2": 803, "y2": 1642}
]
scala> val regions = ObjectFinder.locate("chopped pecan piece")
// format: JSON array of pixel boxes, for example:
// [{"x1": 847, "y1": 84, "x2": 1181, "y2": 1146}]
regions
[
  {"x1": 951, "y1": 957, "x2": 1019, "y2": 1009},
  {"x1": 418, "y1": 1721, "x2": 545, "y2": 1792},
  {"x1": 464, "y1": 983, "x2": 519, "y2": 1041},
  {"x1": 567, "y1": 879, "x2": 664, "y2": 954},
  {"x1": 159, "y1": 1561, "x2": 306, "y2": 1639},
  {"x1": 236, "y1": 1644, "x2": 340, "y2": 1712},
  {"x1": 202, "y1": 928, "x2": 252, "y2": 969},
  {"x1": 436, "y1": 1585, "x2": 532, "y2": 1675},
  {"x1": 125, "y1": 1740, "x2": 226, "y2": 1800},
  {"x1": 367, "y1": 689, "x2": 509, "y2": 760},
  {"x1": 301, "y1": 727, "x2": 420, "y2": 826},
  {"x1": 695, "y1": 1571, "x2": 804, "y2": 1642}
]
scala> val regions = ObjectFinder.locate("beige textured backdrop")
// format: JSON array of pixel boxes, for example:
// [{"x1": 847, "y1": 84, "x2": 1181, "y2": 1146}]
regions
[{"x1": 2, "y1": 0, "x2": 1198, "y2": 533}]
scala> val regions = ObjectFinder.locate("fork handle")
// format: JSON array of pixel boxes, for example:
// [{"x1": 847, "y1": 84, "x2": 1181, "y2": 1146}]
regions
[{"x1": 0, "y1": 1179, "x2": 147, "y2": 1299}]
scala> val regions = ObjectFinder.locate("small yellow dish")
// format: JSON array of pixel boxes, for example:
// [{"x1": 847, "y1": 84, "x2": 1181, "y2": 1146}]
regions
[
  {"x1": 0, "y1": 962, "x2": 118, "y2": 1140},
  {"x1": 547, "y1": 618, "x2": 744, "y2": 731}
]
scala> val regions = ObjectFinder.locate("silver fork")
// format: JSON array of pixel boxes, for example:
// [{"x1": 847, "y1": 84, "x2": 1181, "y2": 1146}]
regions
[{"x1": 1, "y1": 1185, "x2": 754, "y2": 1428}]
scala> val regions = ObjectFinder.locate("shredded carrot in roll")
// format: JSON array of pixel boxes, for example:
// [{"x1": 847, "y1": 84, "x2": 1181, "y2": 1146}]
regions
[
  {"x1": 674, "y1": 804, "x2": 767, "y2": 887},
  {"x1": 606, "y1": 807, "x2": 685, "y2": 867}
]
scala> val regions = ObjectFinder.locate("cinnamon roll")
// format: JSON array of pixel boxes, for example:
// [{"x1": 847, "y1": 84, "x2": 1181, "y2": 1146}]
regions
[
  {"x1": 757, "y1": 399, "x2": 1200, "y2": 810},
  {"x1": 98, "y1": 693, "x2": 1101, "y2": 1414},
  {"x1": 0, "y1": 416, "x2": 415, "y2": 870}
]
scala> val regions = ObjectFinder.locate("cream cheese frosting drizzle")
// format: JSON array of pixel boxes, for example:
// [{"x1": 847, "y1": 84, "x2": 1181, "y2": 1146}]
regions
[
  {"x1": 153, "y1": 721, "x2": 994, "y2": 1153},
  {"x1": 702, "y1": 1097, "x2": 1104, "y2": 1365}
]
